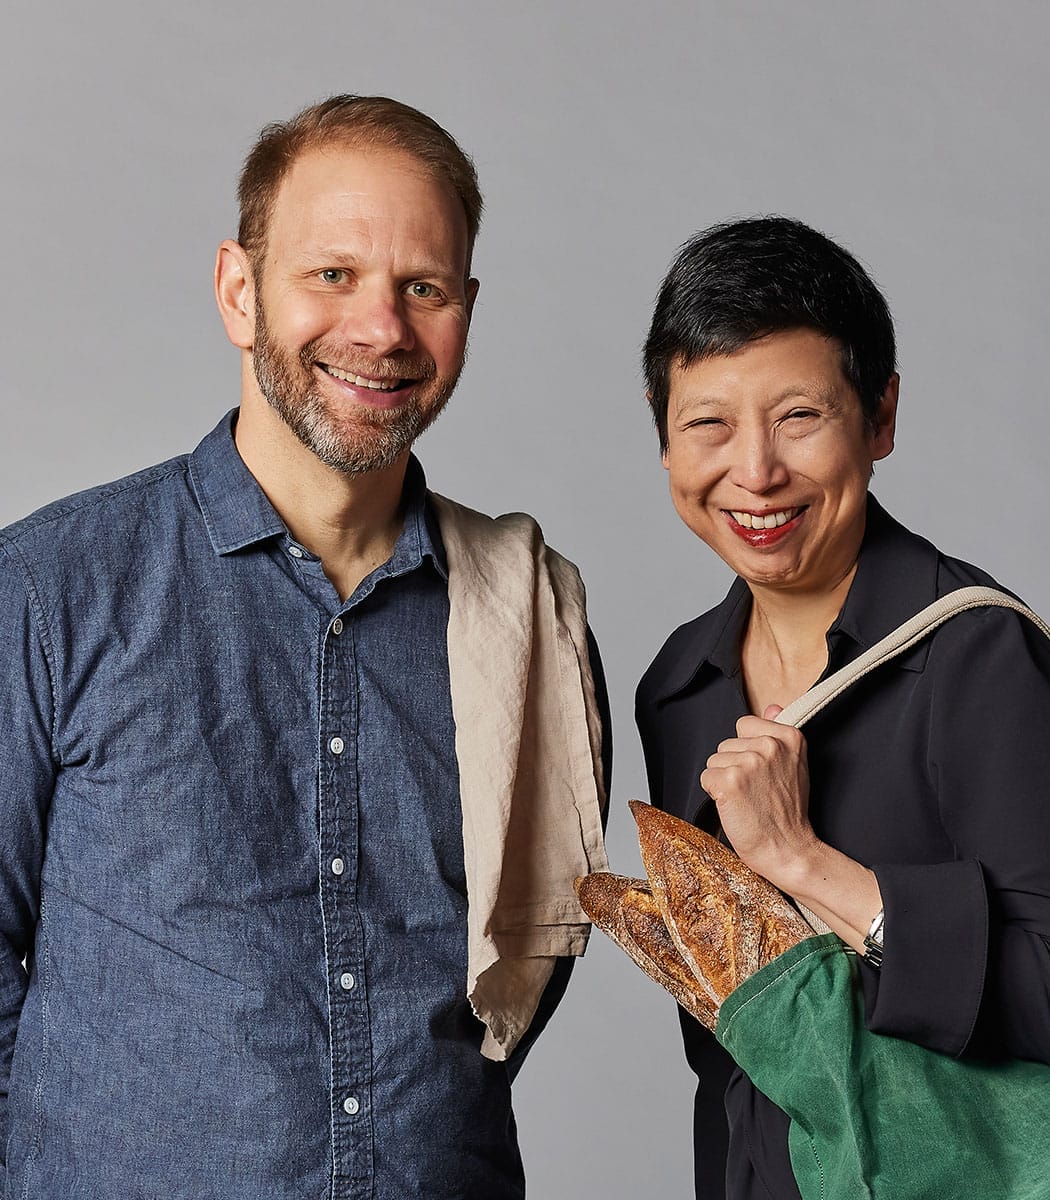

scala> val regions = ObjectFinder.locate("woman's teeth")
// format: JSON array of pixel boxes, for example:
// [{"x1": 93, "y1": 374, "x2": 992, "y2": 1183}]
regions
[{"x1": 730, "y1": 507, "x2": 803, "y2": 530}]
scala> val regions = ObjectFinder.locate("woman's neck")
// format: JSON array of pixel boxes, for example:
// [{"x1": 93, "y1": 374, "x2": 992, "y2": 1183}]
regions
[{"x1": 741, "y1": 568, "x2": 857, "y2": 714}]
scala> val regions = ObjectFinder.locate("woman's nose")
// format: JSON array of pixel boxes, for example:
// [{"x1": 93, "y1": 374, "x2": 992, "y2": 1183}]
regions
[{"x1": 728, "y1": 432, "x2": 790, "y2": 494}]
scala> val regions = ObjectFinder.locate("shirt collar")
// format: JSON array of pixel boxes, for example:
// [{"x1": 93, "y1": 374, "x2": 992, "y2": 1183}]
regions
[
  {"x1": 650, "y1": 493, "x2": 942, "y2": 703},
  {"x1": 389, "y1": 455, "x2": 448, "y2": 583},
  {"x1": 825, "y1": 494, "x2": 940, "y2": 662},
  {"x1": 188, "y1": 411, "x2": 287, "y2": 555},
  {"x1": 188, "y1": 408, "x2": 447, "y2": 578}
]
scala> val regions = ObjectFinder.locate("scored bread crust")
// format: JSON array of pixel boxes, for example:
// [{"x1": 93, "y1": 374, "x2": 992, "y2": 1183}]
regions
[
  {"x1": 630, "y1": 800, "x2": 811, "y2": 1011},
  {"x1": 574, "y1": 872, "x2": 719, "y2": 1030}
]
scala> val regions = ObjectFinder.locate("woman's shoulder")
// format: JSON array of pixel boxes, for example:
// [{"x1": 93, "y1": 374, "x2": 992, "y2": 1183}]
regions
[
  {"x1": 636, "y1": 581, "x2": 750, "y2": 712},
  {"x1": 921, "y1": 544, "x2": 1050, "y2": 690}
]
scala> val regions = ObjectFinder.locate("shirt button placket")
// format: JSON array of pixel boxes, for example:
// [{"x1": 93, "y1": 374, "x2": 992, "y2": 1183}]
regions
[{"x1": 322, "y1": 612, "x2": 368, "y2": 1197}]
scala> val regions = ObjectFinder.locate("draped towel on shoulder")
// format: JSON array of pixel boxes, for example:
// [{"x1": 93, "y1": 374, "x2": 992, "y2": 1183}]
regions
[{"x1": 431, "y1": 494, "x2": 609, "y2": 1061}]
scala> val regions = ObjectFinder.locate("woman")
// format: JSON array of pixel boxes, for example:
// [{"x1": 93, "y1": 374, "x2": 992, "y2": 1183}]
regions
[{"x1": 635, "y1": 217, "x2": 1050, "y2": 1200}]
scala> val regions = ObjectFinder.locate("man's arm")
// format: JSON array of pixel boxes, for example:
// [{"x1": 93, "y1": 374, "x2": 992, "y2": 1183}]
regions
[
  {"x1": 505, "y1": 625, "x2": 612, "y2": 1081},
  {"x1": 0, "y1": 540, "x2": 57, "y2": 1161}
]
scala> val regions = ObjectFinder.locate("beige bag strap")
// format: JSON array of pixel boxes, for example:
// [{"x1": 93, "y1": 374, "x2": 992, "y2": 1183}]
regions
[
  {"x1": 774, "y1": 586, "x2": 1050, "y2": 934},
  {"x1": 776, "y1": 586, "x2": 1050, "y2": 731}
]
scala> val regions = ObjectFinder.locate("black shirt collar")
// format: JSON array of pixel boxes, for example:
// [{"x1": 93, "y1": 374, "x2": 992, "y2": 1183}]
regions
[{"x1": 652, "y1": 494, "x2": 942, "y2": 703}]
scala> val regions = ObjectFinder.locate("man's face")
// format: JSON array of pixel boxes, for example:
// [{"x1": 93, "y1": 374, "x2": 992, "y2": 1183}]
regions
[
  {"x1": 663, "y1": 328, "x2": 896, "y2": 596},
  {"x1": 247, "y1": 144, "x2": 477, "y2": 475}
]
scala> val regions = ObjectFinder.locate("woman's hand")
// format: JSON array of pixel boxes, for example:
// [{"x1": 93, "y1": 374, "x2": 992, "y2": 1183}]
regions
[
  {"x1": 700, "y1": 705, "x2": 821, "y2": 892},
  {"x1": 702, "y1": 705, "x2": 881, "y2": 951}
]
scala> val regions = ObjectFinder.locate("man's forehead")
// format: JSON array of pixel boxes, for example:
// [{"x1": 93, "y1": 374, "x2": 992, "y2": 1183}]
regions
[
  {"x1": 281, "y1": 140, "x2": 427, "y2": 189},
  {"x1": 266, "y1": 143, "x2": 468, "y2": 264}
]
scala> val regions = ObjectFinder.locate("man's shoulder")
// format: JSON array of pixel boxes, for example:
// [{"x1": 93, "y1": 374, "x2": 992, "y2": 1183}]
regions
[
  {"x1": 428, "y1": 490, "x2": 589, "y2": 619},
  {"x1": 0, "y1": 454, "x2": 193, "y2": 567},
  {"x1": 428, "y1": 491, "x2": 541, "y2": 540},
  {"x1": 429, "y1": 491, "x2": 575, "y2": 569}
]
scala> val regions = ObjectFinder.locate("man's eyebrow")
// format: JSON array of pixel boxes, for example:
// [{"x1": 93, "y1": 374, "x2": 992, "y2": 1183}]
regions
[{"x1": 299, "y1": 249, "x2": 462, "y2": 279}]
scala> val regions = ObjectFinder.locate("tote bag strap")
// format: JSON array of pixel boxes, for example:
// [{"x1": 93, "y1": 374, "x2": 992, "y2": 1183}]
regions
[
  {"x1": 774, "y1": 586, "x2": 1050, "y2": 934},
  {"x1": 776, "y1": 586, "x2": 1050, "y2": 731}
]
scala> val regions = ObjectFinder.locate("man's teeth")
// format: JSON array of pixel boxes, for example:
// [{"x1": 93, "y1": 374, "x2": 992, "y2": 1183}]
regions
[
  {"x1": 322, "y1": 364, "x2": 402, "y2": 391},
  {"x1": 730, "y1": 508, "x2": 803, "y2": 530}
]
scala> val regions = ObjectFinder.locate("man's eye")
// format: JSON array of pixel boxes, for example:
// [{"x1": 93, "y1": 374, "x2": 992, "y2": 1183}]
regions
[
  {"x1": 408, "y1": 282, "x2": 438, "y2": 299},
  {"x1": 320, "y1": 269, "x2": 347, "y2": 284}
]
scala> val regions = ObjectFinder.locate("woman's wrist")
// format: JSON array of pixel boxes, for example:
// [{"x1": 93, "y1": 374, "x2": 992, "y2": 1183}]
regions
[{"x1": 773, "y1": 843, "x2": 883, "y2": 953}]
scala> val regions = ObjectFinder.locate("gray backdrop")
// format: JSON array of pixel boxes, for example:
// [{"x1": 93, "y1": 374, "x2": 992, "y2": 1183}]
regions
[{"x1": 3, "y1": 2, "x2": 1048, "y2": 1195}]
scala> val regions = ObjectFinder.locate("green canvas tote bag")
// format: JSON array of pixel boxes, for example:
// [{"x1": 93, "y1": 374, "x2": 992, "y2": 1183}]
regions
[{"x1": 715, "y1": 587, "x2": 1050, "y2": 1200}]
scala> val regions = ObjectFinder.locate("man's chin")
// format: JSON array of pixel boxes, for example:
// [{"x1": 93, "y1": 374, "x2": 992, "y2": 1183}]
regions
[{"x1": 293, "y1": 408, "x2": 429, "y2": 477}]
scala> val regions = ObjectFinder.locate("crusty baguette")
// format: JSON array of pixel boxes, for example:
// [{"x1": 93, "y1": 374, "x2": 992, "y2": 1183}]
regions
[
  {"x1": 575, "y1": 872, "x2": 719, "y2": 1030},
  {"x1": 630, "y1": 801, "x2": 811, "y2": 1009}
]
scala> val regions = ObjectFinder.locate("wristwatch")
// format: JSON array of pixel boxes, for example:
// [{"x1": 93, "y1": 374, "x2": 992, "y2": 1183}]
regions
[{"x1": 863, "y1": 909, "x2": 885, "y2": 969}]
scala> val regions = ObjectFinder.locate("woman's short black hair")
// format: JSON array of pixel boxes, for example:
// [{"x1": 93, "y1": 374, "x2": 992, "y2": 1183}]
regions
[{"x1": 643, "y1": 216, "x2": 896, "y2": 450}]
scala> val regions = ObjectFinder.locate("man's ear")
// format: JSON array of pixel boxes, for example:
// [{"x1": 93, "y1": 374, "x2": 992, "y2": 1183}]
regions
[
  {"x1": 870, "y1": 373, "x2": 899, "y2": 463},
  {"x1": 465, "y1": 276, "x2": 480, "y2": 322},
  {"x1": 215, "y1": 240, "x2": 256, "y2": 350}
]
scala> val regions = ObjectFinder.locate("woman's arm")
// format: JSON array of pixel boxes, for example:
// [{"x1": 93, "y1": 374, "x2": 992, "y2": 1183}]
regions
[{"x1": 703, "y1": 606, "x2": 1050, "y2": 1062}]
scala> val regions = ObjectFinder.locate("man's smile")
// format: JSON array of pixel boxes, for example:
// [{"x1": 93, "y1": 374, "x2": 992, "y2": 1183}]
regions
[{"x1": 317, "y1": 362, "x2": 417, "y2": 393}]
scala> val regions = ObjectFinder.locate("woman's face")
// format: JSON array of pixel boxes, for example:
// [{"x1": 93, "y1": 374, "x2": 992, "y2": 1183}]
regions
[{"x1": 662, "y1": 328, "x2": 897, "y2": 597}]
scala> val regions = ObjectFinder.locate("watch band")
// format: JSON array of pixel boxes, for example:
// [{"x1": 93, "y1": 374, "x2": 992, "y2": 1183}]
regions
[{"x1": 863, "y1": 909, "x2": 885, "y2": 969}]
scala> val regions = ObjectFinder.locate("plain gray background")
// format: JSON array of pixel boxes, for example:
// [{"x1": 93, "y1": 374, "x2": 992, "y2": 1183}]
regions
[{"x1": 3, "y1": 2, "x2": 1049, "y2": 1195}]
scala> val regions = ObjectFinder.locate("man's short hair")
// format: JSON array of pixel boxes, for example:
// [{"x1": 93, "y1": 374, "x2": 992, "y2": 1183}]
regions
[
  {"x1": 237, "y1": 94, "x2": 483, "y2": 272},
  {"x1": 643, "y1": 216, "x2": 897, "y2": 451}
]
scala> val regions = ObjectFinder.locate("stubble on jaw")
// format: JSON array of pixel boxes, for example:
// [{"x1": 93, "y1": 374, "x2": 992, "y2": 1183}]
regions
[{"x1": 249, "y1": 296, "x2": 463, "y2": 477}]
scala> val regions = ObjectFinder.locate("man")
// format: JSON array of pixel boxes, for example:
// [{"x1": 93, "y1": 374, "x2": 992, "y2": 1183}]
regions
[{"x1": 0, "y1": 96, "x2": 609, "y2": 1199}]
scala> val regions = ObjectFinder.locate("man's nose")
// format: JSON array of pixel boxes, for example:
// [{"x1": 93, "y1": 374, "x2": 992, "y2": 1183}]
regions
[
  {"x1": 342, "y1": 284, "x2": 415, "y2": 357},
  {"x1": 729, "y1": 431, "x2": 790, "y2": 493}
]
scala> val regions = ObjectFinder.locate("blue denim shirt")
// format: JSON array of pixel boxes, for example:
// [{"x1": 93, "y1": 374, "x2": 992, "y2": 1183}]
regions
[{"x1": 0, "y1": 413, "x2": 588, "y2": 1200}]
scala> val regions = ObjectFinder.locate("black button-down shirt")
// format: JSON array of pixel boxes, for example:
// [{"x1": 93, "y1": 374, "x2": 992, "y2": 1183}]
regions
[{"x1": 636, "y1": 496, "x2": 1050, "y2": 1200}]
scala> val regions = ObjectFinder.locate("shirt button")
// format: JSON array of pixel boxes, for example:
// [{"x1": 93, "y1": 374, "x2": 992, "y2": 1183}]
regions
[
  {"x1": 289, "y1": 545, "x2": 304, "y2": 559},
  {"x1": 343, "y1": 1096, "x2": 360, "y2": 1115},
  {"x1": 340, "y1": 972, "x2": 356, "y2": 991},
  {"x1": 331, "y1": 617, "x2": 344, "y2": 636},
  {"x1": 329, "y1": 736, "x2": 345, "y2": 755},
  {"x1": 331, "y1": 857, "x2": 345, "y2": 876}
]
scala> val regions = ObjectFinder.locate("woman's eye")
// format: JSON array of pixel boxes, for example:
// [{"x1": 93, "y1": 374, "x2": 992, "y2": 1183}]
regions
[
  {"x1": 408, "y1": 282, "x2": 438, "y2": 299},
  {"x1": 320, "y1": 269, "x2": 347, "y2": 284}
]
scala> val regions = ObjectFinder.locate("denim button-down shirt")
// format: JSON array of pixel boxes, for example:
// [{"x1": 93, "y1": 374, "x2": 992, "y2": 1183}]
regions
[{"x1": 0, "y1": 413, "x2": 567, "y2": 1199}]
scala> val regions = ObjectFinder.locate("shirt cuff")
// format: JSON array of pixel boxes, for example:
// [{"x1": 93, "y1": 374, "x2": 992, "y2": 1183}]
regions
[{"x1": 863, "y1": 859, "x2": 988, "y2": 1057}]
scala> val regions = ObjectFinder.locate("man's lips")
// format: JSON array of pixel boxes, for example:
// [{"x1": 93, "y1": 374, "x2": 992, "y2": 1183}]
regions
[
  {"x1": 723, "y1": 506, "x2": 807, "y2": 546},
  {"x1": 315, "y1": 362, "x2": 419, "y2": 409}
]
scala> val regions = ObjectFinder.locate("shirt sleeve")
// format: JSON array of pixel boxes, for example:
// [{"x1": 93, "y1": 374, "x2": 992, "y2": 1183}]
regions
[
  {"x1": 864, "y1": 606, "x2": 1050, "y2": 1062},
  {"x1": 586, "y1": 624, "x2": 613, "y2": 827},
  {"x1": 506, "y1": 625, "x2": 612, "y2": 1081},
  {"x1": 0, "y1": 541, "x2": 56, "y2": 1158}
]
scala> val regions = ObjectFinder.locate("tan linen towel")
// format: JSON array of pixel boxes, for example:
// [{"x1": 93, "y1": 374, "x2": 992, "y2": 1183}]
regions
[{"x1": 433, "y1": 494, "x2": 609, "y2": 1059}]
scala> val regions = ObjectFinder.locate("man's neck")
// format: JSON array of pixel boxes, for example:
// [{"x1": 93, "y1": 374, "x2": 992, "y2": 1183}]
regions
[{"x1": 235, "y1": 394, "x2": 409, "y2": 603}]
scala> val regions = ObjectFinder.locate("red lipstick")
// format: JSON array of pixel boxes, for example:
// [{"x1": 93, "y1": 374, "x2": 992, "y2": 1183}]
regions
[{"x1": 724, "y1": 509, "x2": 806, "y2": 547}]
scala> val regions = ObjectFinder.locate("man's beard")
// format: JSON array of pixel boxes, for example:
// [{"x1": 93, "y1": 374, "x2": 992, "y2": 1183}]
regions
[{"x1": 251, "y1": 300, "x2": 463, "y2": 476}]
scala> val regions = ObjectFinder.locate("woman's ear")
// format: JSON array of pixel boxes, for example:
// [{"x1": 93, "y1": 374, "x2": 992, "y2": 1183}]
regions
[{"x1": 870, "y1": 373, "x2": 899, "y2": 463}]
